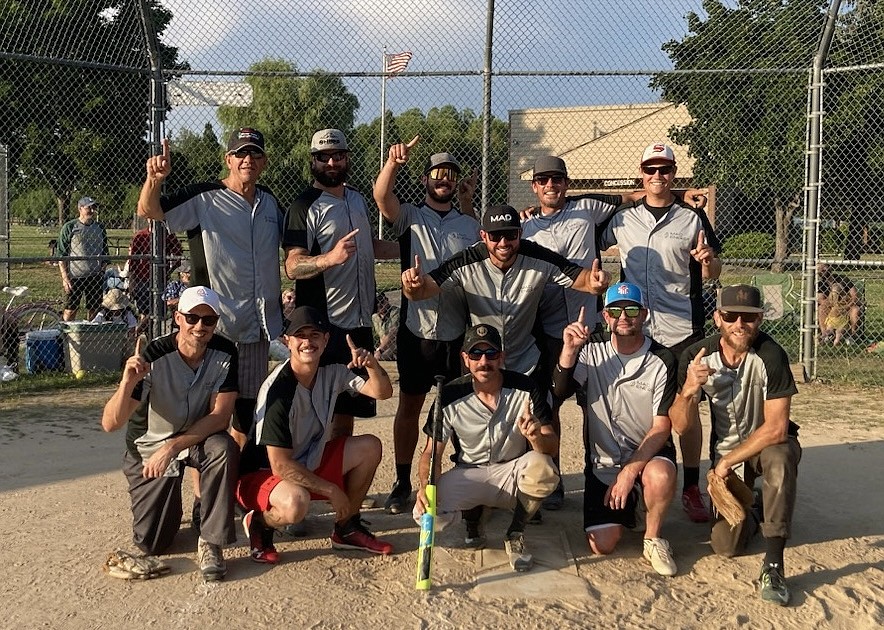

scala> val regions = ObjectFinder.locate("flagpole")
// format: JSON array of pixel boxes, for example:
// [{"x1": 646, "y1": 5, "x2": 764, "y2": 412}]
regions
[{"x1": 379, "y1": 46, "x2": 387, "y2": 240}]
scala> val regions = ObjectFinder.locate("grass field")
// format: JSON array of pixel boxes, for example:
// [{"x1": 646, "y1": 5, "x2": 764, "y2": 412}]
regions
[{"x1": 4, "y1": 224, "x2": 884, "y2": 389}]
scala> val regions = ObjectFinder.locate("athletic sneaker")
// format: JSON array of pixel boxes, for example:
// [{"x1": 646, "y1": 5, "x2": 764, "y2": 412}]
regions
[
  {"x1": 542, "y1": 480, "x2": 565, "y2": 511},
  {"x1": 383, "y1": 479, "x2": 412, "y2": 515},
  {"x1": 242, "y1": 510, "x2": 279, "y2": 564},
  {"x1": 643, "y1": 538, "x2": 677, "y2": 576},
  {"x1": 682, "y1": 485, "x2": 711, "y2": 523},
  {"x1": 759, "y1": 563, "x2": 790, "y2": 606},
  {"x1": 504, "y1": 532, "x2": 533, "y2": 572},
  {"x1": 331, "y1": 516, "x2": 393, "y2": 555},
  {"x1": 196, "y1": 537, "x2": 226, "y2": 582}
]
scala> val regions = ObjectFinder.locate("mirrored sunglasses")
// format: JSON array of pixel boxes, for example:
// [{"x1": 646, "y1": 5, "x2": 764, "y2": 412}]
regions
[
  {"x1": 427, "y1": 167, "x2": 459, "y2": 182},
  {"x1": 606, "y1": 306, "x2": 642, "y2": 319}
]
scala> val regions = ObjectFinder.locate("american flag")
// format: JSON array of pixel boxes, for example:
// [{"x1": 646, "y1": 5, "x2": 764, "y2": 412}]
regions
[{"x1": 385, "y1": 51, "x2": 413, "y2": 75}]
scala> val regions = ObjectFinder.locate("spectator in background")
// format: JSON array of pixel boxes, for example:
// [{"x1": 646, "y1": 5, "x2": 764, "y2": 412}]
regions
[
  {"x1": 58, "y1": 196, "x2": 109, "y2": 321},
  {"x1": 372, "y1": 292, "x2": 400, "y2": 362},
  {"x1": 128, "y1": 223, "x2": 183, "y2": 330},
  {"x1": 93, "y1": 288, "x2": 139, "y2": 353},
  {"x1": 817, "y1": 263, "x2": 861, "y2": 345},
  {"x1": 162, "y1": 263, "x2": 191, "y2": 324}
]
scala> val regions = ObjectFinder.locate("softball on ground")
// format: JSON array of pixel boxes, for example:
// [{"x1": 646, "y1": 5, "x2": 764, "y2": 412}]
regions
[{"x1": 75, "y1": 369, "x2": 87, "y2": 379}]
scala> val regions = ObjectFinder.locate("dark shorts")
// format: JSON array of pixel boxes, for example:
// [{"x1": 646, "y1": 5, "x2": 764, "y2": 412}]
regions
[
  {"x1": 534, "y1": 334, "x2": 564, "y2": 407},
  {"x1": 235, "y1": 437, "x2": 347, "y2": 511},
  {"x1": 130, "y1": 280, "x2": 150, "y2": 315},
  {"x1": 583, "y1": 442, "x2": 677, "y2": 530},
  {"x1": 396, "y1": 325, "x2": 464, "y2": 395},
  {"x1": 65, "y1": 275, "x2": 103, "y2": 312},
  {"x1": 320, "y1": 325, "x2": 376, "y2": 418}
]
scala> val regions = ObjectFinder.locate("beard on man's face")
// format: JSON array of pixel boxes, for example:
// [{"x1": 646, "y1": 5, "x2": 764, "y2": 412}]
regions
[{"x1": 311, "y1": 161, "x2": 349, "y2": 187}]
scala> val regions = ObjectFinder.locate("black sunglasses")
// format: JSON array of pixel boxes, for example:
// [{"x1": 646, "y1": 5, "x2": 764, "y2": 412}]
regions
[
  {"x1": 606, "y1": 306, "x2": 642, "y2": 319},
  {"x1": 313, "y1": 151, "x2": 348, "y2": 163},
  {"x1": 533, "y1": 175, "x2": 565, "y2": 185},
  {"x1": 641, "y1": 165, "x2": 674, "y2": 176},
  {"x1": 181, "y1": 313, "x2": 220, "y2": 326},
  {"x1": 230, "y1": 149, "x2": 265, "y2": 159},
  {"x1": 467, "y1": 347, "x2": 500, "y2": 360},
  {"x1": 487, "y1": 230, "x2": 520, "y2": 243},
  {"x1": 719, "y1": 311, "x2": 761, "y2": 324}
]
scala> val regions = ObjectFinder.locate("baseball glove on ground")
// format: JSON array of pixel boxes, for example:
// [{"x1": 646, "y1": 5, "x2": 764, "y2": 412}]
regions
[
  {"x1": 706, "y1": 470, "x2": 755, "y2": 528},
  {"x1": 103, "y1": 549, "x2": 171, "y2": 580}
]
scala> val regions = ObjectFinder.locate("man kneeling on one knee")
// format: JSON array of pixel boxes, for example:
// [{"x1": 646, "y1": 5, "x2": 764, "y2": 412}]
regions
[
  {"x1": 235, "y1": 306, "x2": 395, "y2": 562},
  {"x1": 413, "y1": 324, "x2": 559, "y2": 572}
]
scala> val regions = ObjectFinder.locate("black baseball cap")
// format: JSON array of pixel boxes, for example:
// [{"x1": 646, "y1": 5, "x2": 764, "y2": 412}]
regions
[
  {"x1": 285, "y1": 306, "x2": 329, "y2": 335},
  {"x1": 717, "y1": 284, "x2": 764, "y2": 313},
  {"x1": 481, "y1": 204, "x2": 521, "y2": 232},
  {"x1": 227, "y1": 128, "x2": 265, "y2": 153},
  {"x1": 462, "y1": 324, "x2": 503, "y2": 352}
]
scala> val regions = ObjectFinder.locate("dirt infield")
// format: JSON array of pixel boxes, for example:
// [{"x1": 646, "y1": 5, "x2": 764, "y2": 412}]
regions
[{"x1": 0, "y1": 377, "x2": 881, "y2": 629}]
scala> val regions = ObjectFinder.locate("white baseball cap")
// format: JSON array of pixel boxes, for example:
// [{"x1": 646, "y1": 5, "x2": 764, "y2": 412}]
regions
[
  {"x1": 177, "y1": 286, "x2": 221, "y2": 314},
  {"x1": 640, "y1": 142, "x2": 676, "y2": 165}
]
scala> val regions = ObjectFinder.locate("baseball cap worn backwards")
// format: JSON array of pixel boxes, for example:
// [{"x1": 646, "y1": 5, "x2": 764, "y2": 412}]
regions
[
  {"x1": 310, "y1": 129, "x2": 349, "y2": 153},
  {"x1": 227, "y1": 128, "x2": 265, "y2": 153},
  {"x1": 640, "y1": 142, "x2": 676, "y2": 165},
  {"x1": 424, "y1": 152, "x2": 461, "y2": 175},
  {"x1": 482, "y1": 204, "x2": 521, "y2": 232},
  {"x1": 462, "y1": 324, "x2": 503, "y2": 352},
  {"x1": 533, "y1": 156, "x2": 568, "y2": 178},
  {"x1": 604, "y1": 282, "x2": 645, "y2": 308},
  {"x1": 717, "y1": 284, "x2": 764, "y2": 313},
  {"x1": 285, "y1": 306, "x2": 329, "y2": 336},
  {"x1": 178, "y1": 286, "x2": 221, "y2": 314}
]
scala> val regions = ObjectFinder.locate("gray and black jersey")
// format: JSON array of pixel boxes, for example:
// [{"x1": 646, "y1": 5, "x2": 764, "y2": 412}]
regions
[
  {"x1": 162, "y1": 182, "x2": 287, "y2": 343},
  {"x1": 125, "y1": 332, "x2": 239, "y2": 462},
  {"x1": 522, "y1": 194, "x2": 621, "y2": 336},
  {"x1": 252, "y1": 362, "x2": 366, "y2": 471},
  {"x1": 390, "y1": 202, "x2": 479, "y2": 341},
  {"x1": 422, "y1": 369, "x2": 552, "y2": 466},
  {"x1": 600, "y1": 199, "x2": 721, "y2": 348},
  {"x1": 565, "y1": 333, "x2": 676, "y2": 479},
  {"x1": 678, "y1": 332, "x2": 799, "y2": 462},
  {"x1": 428, "y1": 240, "x2": 583, "y2": 375},
  {"x1": 288, "y1": 186, "x2": 376, "y2": 330}
]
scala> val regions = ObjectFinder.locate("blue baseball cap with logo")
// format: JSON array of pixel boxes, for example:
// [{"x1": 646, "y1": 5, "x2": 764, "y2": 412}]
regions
[{"x1": 604, "y1": 282, "x2": 645, "y2": 308}]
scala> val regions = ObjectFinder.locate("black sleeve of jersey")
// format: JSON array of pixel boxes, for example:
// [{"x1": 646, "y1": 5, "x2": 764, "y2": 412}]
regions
[
  {"x1": 285, "y1": 188, "x2": 322, "y2": 250},
  {"x1": 517, "y1": 239, "x2": 584, "y2": 282},
  {"x1": 754, "y1": 333, "x2": 799, "y2": 400},
  {"x1": 695, "y1": 208, "x2": 722, "y2": 253},
  {"x1": 428, "y1": 243, "x2": 487, "y2": 286},
  {"x1": 159, "y1": 181, "x2": 224, "y2": 213},
  {"x1": 258, "y1": 380, "x2": 296, "y2": 448}
]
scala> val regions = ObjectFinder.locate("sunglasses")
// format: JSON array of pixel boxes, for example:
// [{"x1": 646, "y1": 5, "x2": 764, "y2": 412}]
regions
[
  {"x1": 606, "y1": 306, "x2": 642, "y2": 319},
  {"x1": 467, "y1": 347, "x2": 500, "y2": 360},
  {"x1": 313, "y1": 151, "x2": 348, "y2": 163},
  {"x1": 486, "y1": 230, "x2": 520, "y2": 243},
  {"x1": 180, "y1": 313, "x2": 220, "y2": 326},
  {"x1": 230, "y1": 149, "x2": 265, "y2": 159},
  {"x1": 427, "y1": 167, "x2": 459, "y2": 182},
  {"x1": 641, "y1": 165, "x2": 675, "y2": 176},
  {"x1": 533, "y1": 175, "x2": 565, "y2": 185},
  {"x1": 719, "y1": 311, "x2": 761, "y2": 324}
]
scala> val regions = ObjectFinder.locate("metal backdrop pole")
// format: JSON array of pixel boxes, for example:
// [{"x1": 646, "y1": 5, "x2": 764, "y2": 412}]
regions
[
  {"x1": 379, "y1": 47, "x2": 387, "y2": 240},
  {"x1": 481, "y1": 0, "x2": 495, "y2": 218}
]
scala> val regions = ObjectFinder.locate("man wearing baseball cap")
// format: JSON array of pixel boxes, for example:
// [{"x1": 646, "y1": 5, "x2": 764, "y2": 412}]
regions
[
  {"x1": 285, "y1": 128, "x2": 398, "y2": 440},
  {"x1": 413, "y1": 324, "x2": 559, "y2": 572},
  {"x1": 671, "y1": 285, "x2": 801, "y2": 605},
  {"x1": 235, "y1": 305, "x2": 395, "y2": 561},
  {"x1": 58, "y1": 196, "x2": 109, "y2": 321},
  {"x1": 373, "y1": 135, "x2": 479, "y2": 514},
  {"x1": 600, "y1": 142, "x2": 723, "y2": 523},
  {"x1": 553, "y1": 282, "x2": 680, "y2": 576},
  {"x1": 101, "y1": 286, "x2": 240, "y2": 582}
]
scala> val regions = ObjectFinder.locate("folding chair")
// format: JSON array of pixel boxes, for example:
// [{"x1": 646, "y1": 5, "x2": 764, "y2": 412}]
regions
[{"x1": 750, "y1": 273, "x2": 799, "y2": 323}]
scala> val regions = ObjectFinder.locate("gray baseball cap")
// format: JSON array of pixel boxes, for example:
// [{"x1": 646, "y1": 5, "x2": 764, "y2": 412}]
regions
[
  {"x1": 310, "y1": 129, "x2": 349, "y2": 153},
  {"x1": 532, "y1": 156, "x2": 568, "y2": 178},
  {"x1": 424, "y1": 152, "x2": 461, "y2": 175}
]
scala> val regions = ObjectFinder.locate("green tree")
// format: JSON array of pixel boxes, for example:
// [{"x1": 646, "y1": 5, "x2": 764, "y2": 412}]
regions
[
  {"x1": 172, "y1": 123, "x2": 223, "y2": 186},
  {"x1": 217, "y1": 59, "x2": 359, "y2": 206},
  {"x1": 652, "y1": 0, "x2": 827, "y2": 270},
  {"x1": 0, "y1": 0, "x2": 184, "y2": 226}
]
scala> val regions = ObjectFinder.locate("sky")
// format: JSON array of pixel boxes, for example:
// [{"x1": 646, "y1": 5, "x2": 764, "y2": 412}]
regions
[{"x1": 156, "y1": 0, "x2": 728, "y2": 134}]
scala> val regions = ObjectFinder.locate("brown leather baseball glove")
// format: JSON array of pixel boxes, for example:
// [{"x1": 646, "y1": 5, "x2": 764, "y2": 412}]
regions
[
  {"x1": 706, "y1": 470, "x2": 755, "y2": 528},
  {"x1": 103, "y1": 549, "x2": 171, "y2": 580}
]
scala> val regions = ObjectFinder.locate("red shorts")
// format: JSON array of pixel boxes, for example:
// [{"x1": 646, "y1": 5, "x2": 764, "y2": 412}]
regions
[{"x1": 235, "y1": 437, "x2": 347, "y2": 511}]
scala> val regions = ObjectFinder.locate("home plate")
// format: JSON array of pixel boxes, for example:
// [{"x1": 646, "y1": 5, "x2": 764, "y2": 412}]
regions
[{"x1": 472, "y1": 528, "x2": 591, "y2": 598}]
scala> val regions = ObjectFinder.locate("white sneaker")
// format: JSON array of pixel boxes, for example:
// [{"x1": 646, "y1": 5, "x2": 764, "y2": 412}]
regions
[
  {"x1": 643, "y1": 537, "x2": 677, "y2": 576},
  {"x1": 197, "y1": 537, "x2": 226, "y2": 582}
]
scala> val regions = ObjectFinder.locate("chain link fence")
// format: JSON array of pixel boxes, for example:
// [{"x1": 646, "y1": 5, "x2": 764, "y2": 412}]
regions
[{"x1": 1, "y1": 0, "x2": 883, "y2": 387}]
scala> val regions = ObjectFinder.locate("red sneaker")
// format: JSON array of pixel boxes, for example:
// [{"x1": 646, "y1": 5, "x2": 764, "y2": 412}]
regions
[
  {"x1": 331, "y1": 517, "x2": 393, "y2": 555},
  {"x1": 682, "y1": 486, "x2": 711, "y2": 523},
  {"x1": 243, "y1": 510, "x2": 279, "y2": 564}
]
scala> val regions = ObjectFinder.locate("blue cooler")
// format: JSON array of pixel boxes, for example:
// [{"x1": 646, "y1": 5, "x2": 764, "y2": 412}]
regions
[{"x1": 25, "y1": 329, "x2": 64, "y2": 373}]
